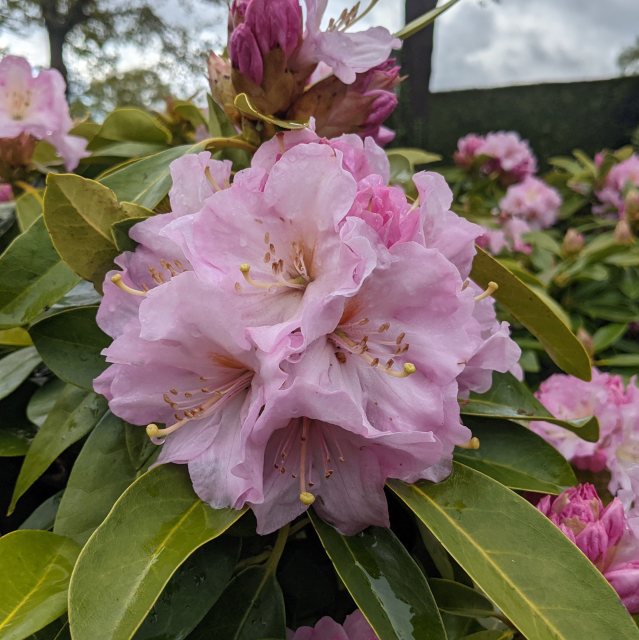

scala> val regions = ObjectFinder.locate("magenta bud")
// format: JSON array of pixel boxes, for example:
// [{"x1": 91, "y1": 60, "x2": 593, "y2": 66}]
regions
[
  {"x1": 229, "y1": 23, "x2": 264, "y2": 85},
  {"x1": 245, "y1": 0, "x2": 302, "y2": 57},
  {"x1": 605, "y1": 561, "x2": 639, "y2": 614},
  {"x1": 0, "y1": 183, "x2": 12, "y2": 202},
  {"x1": 365, "y1": 90, "x2": 398, "y2": 128}
]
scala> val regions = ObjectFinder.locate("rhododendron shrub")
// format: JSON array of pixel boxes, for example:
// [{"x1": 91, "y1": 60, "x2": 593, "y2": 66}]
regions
[{"x1": 2, "y1": 5, "x2": 639, "y2": 639}]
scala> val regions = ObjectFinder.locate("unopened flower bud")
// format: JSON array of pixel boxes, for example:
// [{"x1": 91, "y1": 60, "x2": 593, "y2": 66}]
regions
[
  {"x1": 605, "y1": 561, "x2": 639, "y2": 614},
  {"x1": 245, "y1": 0, "x2": 302, "y2": 57},
  {"x1": 537, "y1": 484, "x2": 626, "y2": 568},
  {"x1": 614, "y1": 219, "x2": 634, "y2": 245},
  {"x1": 229, "y1": 23, "x2": 264, "y2": 85},
  {"x1": 207, "y1": 52, "x2": 239, "y2": 122},
  {"x1": 0, "y1": 183, "x2": 13, "y2": 202},
  {"x1": 562, "y1": 228, "x2": 585, "y2": 255}
]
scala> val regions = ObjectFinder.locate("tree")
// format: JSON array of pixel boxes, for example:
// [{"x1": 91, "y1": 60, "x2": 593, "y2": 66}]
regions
[
  {"x1": 619, "y1": 36, "x2": 639, "y2": 75},
  {"x1": 0, "y1": 0, "x2": 221, "y2": 101}
]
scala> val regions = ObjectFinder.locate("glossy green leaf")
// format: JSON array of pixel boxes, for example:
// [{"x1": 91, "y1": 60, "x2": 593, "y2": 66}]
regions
[
  {"x1": 111, "y1": 216, "x2": 149, "y2": 252},
  {"x1": 134, "y1": 538, "x2": 240, "y2": 640},
  {"x1": 395, "y1": 0, "x2": 462, "y2": 39},
  {"x1": 20, "y1": 491, "x2": 64, "y2": 531},
  {"x1": 595, "y1": 354, "x2": 639, "y2": 367},
  {"x1": 387, "y1": 148, "x2": 442, "y2": 166},
  {"x1": 429, "y1": 579, "x2": 496, "y2": 619},
  {"x1": 25, "y1": 617, "x2": 70, "y2": 640},
  {"x1": 592, "y1": 323, "x2": 628, "y2": 353},
  {"x1": 0, "y1": 217, "x2": 79, "y2": 329},
  {"x1": 100, "y1": 145, "x2": 193, "y2": 209},
  {"x1": 455, "y1": 418, "x2": 577, "y2": 493},
  {"x1": 90, "y1": 108, "x2": 172, "y2": 147},
  {"x1": 389, "y1": 464, "x2": 639, "y2": 640},
  {"x1": 27, "y1": 378, "x2": 66, "y2": 427},
  {"x1": 15, "y1": 191, "x2": 43, "y2": 232},
  {"x1": 0, "y1": 530, "x2": 80, "y2": 640},
  {"x1": 0, "y1": 347, "x2": 41, "y2": 400},
  {"x1": 461, "y1": 372, "x2": 599, "y2": 442},
  {"x1": 470, "y1": 246, "x2": 592, "y2": 380},
  {"x1": 462, "y1": 631, "x2": 514, "y2": 640},
  {"x1": 43, "y1": 174, "x2": 129, "y2": 286},
  {"x1": 68, "y1": 465, "x2": 245, "y2": 640},
  {"x1": 89, "y1": 141, "x2": 169, "y2": 159},
  {"x1": 310, "y1": 512, "x2": 446, "y2": 640},
  {"x1": 9, "y1": 385, "x2": 107, "y2": 514},
  {"x1": 234, "y1": 93, "x2": 308, "y2": 129},
  {"x1": 29, "y1": 306, "x2": 110, "y2": 390},
  {"x1": 0, "y1": 384, "x2": 37, "y2": 457},
  {"x1": 0, "y1": 423, "x2": 36, "y2": 457},
  {"x1": 188, "y1": 566, "x2": 286, "y2": 640},
  {"x1": 53, "y1": 413, "x2": 137, "y2": 544}
]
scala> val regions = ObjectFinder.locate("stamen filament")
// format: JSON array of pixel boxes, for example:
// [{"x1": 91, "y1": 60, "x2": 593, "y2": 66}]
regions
[
  {"x1": 474, "y1": 281, "x2": 499, "y2": 302},
  {"x1": 240, "y1": 264, "x2": 306, "y2": 290},
  {"x1": 204, "y1": 166, "x2": 221, "y2": 192},
  {"x1": 299, "y1": 417, "x2": 315, "y2": 505},
  {"x1": 111, "y1": 273, "x2": 147, "y2": 297}
]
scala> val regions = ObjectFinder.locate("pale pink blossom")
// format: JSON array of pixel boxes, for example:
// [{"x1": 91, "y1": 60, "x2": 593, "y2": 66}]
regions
[
  {"x1": 476, "y1": 217, "x2": 532, "y2": 256},
  {"x1": 288, "y1": 610, "x2": 378, "y2": 639},
  {"x1": 295, "y1": 0, "x2": 401, "y2": 85},
  {"x1": 499, "y1": 176, "x2": 562, "y2": 230},
  {"x1": 453, "y1": 134, "x2": 484, "y2": 169},
  {"x1": 530, "y1": 369, "x2": 633, "y2": 473},
  {"x1": 0, "y1": 55, "x2": 88, "y2": 170},
  {"x1": 596, "y1": 155, "x2": 639, "y2": 217}
]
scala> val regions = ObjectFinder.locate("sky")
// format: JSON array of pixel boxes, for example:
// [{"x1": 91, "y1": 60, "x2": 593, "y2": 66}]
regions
[{"x1": 1, "y1": 0, "x2": 638, "y2": 92}]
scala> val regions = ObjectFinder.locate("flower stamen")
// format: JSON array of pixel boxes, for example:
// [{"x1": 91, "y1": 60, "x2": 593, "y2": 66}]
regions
[
  {"x1": 458, "y1": 437, "x2": 481, "y2": 450},
  {"x1": 299, "y1": 417, "x2": 316, "y2": 505},
  {"x1": 474, "y1": 281, "x2": 499, "y2": 302},
  {"x1": 111, "y1": 273, "x2": 147, "y2": 297}
]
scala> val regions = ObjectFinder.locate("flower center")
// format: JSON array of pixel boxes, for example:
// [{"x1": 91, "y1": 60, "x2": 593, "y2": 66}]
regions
[
  {"x1": 329, "y1": 316, "x2": 416, "y2": 378},
  {"x1": 146, "y1": 368, "x2": 253, "y2": 443},
  {"x1": 8, "y1": 89, "x2": 31, "y2": 120},
  {"x1": 273, "y1": 417, "x2": 346, "y2": 506},
  {"x1": 237, "y1": 234, "x2": 314, "y2": 293}
]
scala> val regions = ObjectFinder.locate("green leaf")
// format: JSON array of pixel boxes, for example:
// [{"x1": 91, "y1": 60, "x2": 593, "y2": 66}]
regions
[
  {"x1": 0, "y1": 384, "x2": 37, "y2": 457},
  {"x1": 0, "y1": 530, "x2": 80, "y2": 640},
  {"x1": 29, "y1": 306, "x2": 110, "y2": 390},
  {"x1": 43, "y1": 174, "x2": 130, "y2": 286},
  {"x1": 0, "y1": 328, "x2": 32, "y2": 346},
  {"x1": 89, "y1": 108, "x2": 172, "y2": 147},
  {"x1": 188, "y1": 566, "x2": 286, "y2": 640},
  {"x1": 455, "y1": 418, "x2": 577, "y2": 494},
  {"x1": 395, "y1": 0, "x2": 462, "y2": 39},
  {"x1": 592, "y1": 323, "x2": 628, "y2": 353},
  {"x1": 595, "y1": 354, "x2": 639, "y2": 367},
  {"x1": 387, "y1": 148, "x2": 442, "y2": 166},
  {"x1": 15, "y1": 191, "x2": 43, "y2": 232},
  {"x1": 20, "y1": 491, "x2": 64, "y2": 531},
  {"x1": 234, "y1": 93, "x2": 308, "y2": 130},
  {"x1": 134, "y1": 537, "x2": 240, "y2": 640},
  {"x1": 389, "y1": 464, "x2": 639, "y2": 640},
  {"x1": 68, "y1": 465, "x2": 245, "y2": 640},
  {"x1": 310, "y1": 512, "x2": 446, "y2": 640},
  {"x1": 462, "y1": 631, "x2": 514, "y2": 640},
  {"x1": 0, "y1": 347, "x2": 41, "y2": 401},
  {"x1": 461, "y1": 372, "x2": 599, "y2": 442},
  {"x1": 470, "y1": 246, "x2": 592, "y2": 380},
  {"x1": 429, "y1": 578, "x2": 496, "y2": 619},
  {"x1": 53, "y1": 413, "x2": 138, "y2": 545},
  {"x1": 100, "y1": 145, "x2": 194, "y2": 209},
  {"x1": 27, "y1": 378, "x2": 66, "y2": 427},
  {"x1": 0, "y1": 217, "x2": 79, "y2": 328},
  {"x1": 9, "y1": 385, "x2": 108, "y2": 514},
  {"x1": 111, "y1": 216, "x2": 149, "y2": 252}
]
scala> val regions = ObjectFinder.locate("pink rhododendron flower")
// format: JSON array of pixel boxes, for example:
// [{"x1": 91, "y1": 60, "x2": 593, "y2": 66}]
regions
[
  {"x1": 96, "y1": 132, "x2": 521, "y2": 535},
  {"x1": 530, "y1": 369, "x2": 634, "y2": 473},
  {"x1": 295, "y1": 0, "x2": 401, "y2": 85},
  {"x1": 288, "y1": 610, "x2": 378, "y2": 639},
  {"x1": 499, "y1": 176, "x2": 562, "y2": 229},
  {"x1": 454, "y1": 131, "x2": 537, "y2": 184},
  {"x1": 596, "y1": 155, "x2": 639, "y2": 217},
  {"x1": 538, "y1": 484, "x2": 639, "y2": 613},
  {"x1": 0, "y1": 55, "x2": 88, "y2": 170},
  {"x1": 477, "y1": 218, "x2": 532, "y2": 256}
]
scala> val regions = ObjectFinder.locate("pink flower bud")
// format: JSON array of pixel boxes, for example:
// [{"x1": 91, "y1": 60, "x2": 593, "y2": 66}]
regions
[
  {"x1": 0, "y1": 183, "x2": 13, "y2": 202},
  {"x1": 614, "y1": 218, "x2": 635, "y2": 245},
  {"x1": 562, "y1": 228, "x2": 585, "y2": 255},
  {"x1": 245, "y1": 0, "x2": 302, "y2": 57},
  {"x1": 229, "y1": 23, "x2": 264, "y2": 85},
  {"x1": 454, "y1": 134, "x2": 484, "y2": 168},
  {"x1": 537, "y1": 484, "x2": 626, "y2": 568}
]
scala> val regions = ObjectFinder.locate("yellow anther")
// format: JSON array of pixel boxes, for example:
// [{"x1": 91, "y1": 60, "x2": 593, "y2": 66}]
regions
[
  {"x1": 403, "y1": 363, "x2": 416, "y2": 375},
  {"x1": 146, "y1": 423, "x2": 160, "y2": 438},
  {"x1": 474, "y1": 281, "x2": 499, "y2": 302},
  {"x1": 459, "y1": 437, "x2": 480, "y2": 450},
  {"x1": 299, "y1": 491, "x2": 316, "y2": 505},
  {"x1": 111, "y1": 273, "x2": 146, "y2": 297},
  {"x1": 383, "y1": 361, "x2": 417, "y2": 378},
  {"x1": 240, "y1": 263, "x2": 251, "y2": 273}
]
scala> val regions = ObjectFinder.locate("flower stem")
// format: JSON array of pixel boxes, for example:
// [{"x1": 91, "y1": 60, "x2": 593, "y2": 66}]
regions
[{"x1": 265, "y1": 523, "x2": 290, "y2": 576}]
